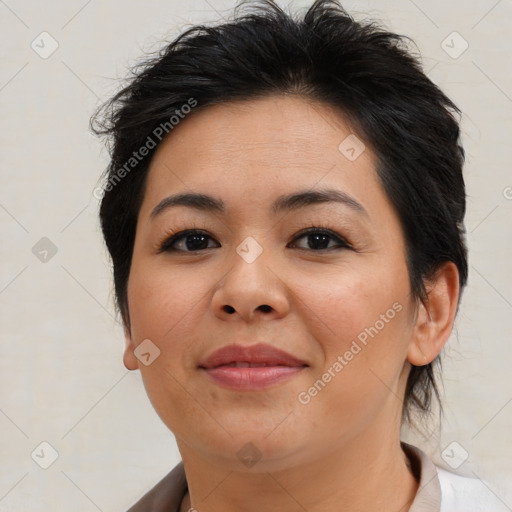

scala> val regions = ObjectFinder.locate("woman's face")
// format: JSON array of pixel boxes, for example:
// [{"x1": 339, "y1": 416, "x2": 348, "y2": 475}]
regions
[{"x1": 125, "y1": 95, "x2": 419, "y2": 471}]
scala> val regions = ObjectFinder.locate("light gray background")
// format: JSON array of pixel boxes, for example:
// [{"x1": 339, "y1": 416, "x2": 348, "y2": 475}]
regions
[{"x1": 1, "y1": 0, "x2": 511, "y2": 510}]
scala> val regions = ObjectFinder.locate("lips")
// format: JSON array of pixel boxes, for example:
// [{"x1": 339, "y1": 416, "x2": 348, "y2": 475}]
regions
[
  {"x1": 199, "y1": 343, "x2": 308, "y2": 369},
  {"x1": 199, "y1": 343, "x2": 308, "y2": 390}
]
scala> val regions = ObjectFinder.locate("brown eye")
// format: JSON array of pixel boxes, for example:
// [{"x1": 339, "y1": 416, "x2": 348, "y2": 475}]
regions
[
  {"x1": 289, "y1": 228, "x2": 351, "y2": 251},
  {"x1": 159, "y1": 230, "x2": 220, "y2": 252}
]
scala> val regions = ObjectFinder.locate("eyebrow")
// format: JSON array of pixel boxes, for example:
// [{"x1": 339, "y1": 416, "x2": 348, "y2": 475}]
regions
[{"x1": 150, "y1": 188, "x2": 368, "y2": 219}]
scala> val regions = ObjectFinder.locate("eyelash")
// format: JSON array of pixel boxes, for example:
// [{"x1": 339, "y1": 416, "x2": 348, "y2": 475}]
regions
[{"x1": 156, "y1": 225, "x2": 353, "y2": 253}]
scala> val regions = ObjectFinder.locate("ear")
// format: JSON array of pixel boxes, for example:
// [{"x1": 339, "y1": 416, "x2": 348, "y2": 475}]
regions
[
  {"x1": 123, "y1": 326, "x2": 139, "y2": 370},
  {"x1": 407, "y1": 261, "x2": 460, "y2": 366}
]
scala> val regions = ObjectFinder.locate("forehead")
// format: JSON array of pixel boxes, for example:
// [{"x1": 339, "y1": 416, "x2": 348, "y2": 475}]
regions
[
  {"x1": 140, "y1": 95, "x2": 387, "y2": 219},
  {"x1": 152, "y1": 95, "x2": 362, "y2": 162}
]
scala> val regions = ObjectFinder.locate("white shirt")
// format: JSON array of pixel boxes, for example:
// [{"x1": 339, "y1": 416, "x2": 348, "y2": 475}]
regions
[
  {"x1": 438, "y1": 466, "x2": 510, "y2": 512},
  {"x1": 404, "y1": 443, "x2": 511, "y2": 512}
]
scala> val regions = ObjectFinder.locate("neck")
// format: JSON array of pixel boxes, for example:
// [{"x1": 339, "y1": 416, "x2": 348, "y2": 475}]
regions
[{"x1": 177, "y1": 423, "x2": 418, "y2": 512}]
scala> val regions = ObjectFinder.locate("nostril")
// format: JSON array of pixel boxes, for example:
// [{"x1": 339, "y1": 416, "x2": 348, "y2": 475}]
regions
[
  {"x1": 223, "y1": 305, "x2": 235, "y2": 314},
  {"x1": 259, "y1": 305, "x2": 272, "y2": 313}
]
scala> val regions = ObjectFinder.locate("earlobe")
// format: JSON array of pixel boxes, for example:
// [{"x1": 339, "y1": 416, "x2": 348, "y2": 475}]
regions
[
  {"x1": 407, "y1": 262, "x2": 460, "y2": 366},
  {"x1": 123, "y1": 328, "x2": 139, "y2": 371}
]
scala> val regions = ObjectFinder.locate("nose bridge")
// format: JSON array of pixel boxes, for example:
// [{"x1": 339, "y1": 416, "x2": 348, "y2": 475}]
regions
[
  {"x1": 235, "y1": 234, "x2": 266, "y2": 266},
  {"x1": 228, "y1": 233, "x2": 273, "y2": 294}
]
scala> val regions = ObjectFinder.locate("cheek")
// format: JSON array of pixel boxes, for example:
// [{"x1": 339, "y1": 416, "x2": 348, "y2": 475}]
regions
[
  {"x1": 126, "y1": 262, "x2": 213, "y2": 434},
  {"x1": 127, "y1": 261, "x2": 209, "y2": 348},
  {"x1": 292, "y1": 263, "x2": 412, "y2": 422},
  {"x1": 294, "y1": 261, "x2": 410, "y2": 357}
]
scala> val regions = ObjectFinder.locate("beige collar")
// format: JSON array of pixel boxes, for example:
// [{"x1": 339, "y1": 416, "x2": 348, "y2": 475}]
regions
[{"x1": 403, "y1": 442, "x2": 442, "y2": 512}]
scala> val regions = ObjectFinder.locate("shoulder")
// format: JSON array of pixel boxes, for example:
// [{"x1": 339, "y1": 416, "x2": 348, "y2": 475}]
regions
[
  {"x1": 126, "y1": 461, "x2": 188, "y2": 512},
  {"x1": 436, "y1": 466, "x2": 510, "y2": 512}
]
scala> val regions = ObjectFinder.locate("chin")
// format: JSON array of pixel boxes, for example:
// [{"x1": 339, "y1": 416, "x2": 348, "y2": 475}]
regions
[{"x1": 178, "y1": 417, "x2": 313, "y2": 471}]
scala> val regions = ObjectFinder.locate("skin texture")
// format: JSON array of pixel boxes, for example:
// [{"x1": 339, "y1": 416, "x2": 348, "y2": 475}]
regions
[{"x1": 123, "y1": 95, "x2": 460, "y2": 512}]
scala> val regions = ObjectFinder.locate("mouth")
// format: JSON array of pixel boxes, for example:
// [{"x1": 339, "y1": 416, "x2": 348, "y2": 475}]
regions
[
  {"x1": 213, "y1": 362, "x2": 289, "y2": 367},
  {"x1": 198, "y1": 343, "x2": 309, "y2": 390}
]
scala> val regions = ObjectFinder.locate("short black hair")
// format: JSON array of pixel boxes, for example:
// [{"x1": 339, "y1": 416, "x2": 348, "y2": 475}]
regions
[{"x1": 90, "y1": 0, "x2": 467, "y2": 422}]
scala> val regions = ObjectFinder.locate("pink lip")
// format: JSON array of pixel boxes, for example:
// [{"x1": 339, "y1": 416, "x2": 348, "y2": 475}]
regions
[{"x1": 199, "y1": 343, "x2": 308, "y2": 390}]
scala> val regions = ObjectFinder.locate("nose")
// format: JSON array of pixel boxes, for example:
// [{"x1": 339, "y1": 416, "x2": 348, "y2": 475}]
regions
[{"x1": 211, "y1": 244, "x2": 290, "y2": 323}]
